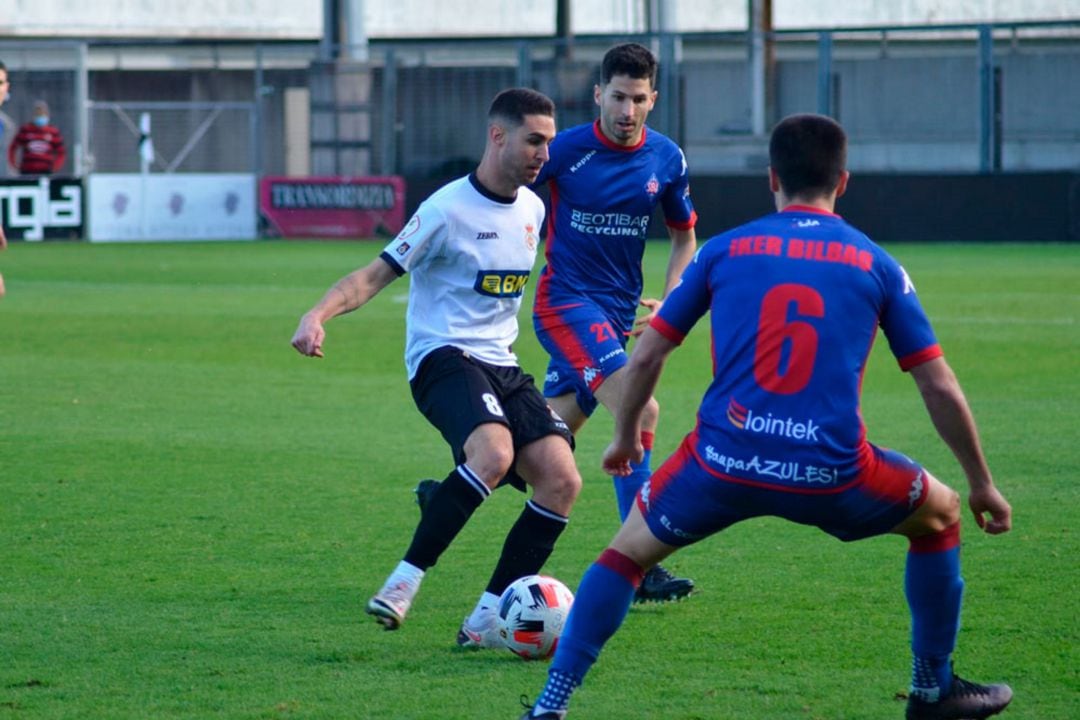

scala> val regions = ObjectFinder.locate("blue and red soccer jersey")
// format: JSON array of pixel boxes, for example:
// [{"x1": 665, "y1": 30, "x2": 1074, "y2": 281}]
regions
[
  {"x1": 653, "y1": 205, "x2": 942, "y2": 492},
  {"x1": 533, "y1": 120, "x2": 697, "y2": 332}
]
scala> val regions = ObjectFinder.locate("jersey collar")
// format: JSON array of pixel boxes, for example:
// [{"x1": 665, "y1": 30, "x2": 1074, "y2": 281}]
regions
[
  {"x1": 780, "y1": 204, "x2": 840, "y2": 218},
  {"x1": 469, "y1": 172, "x2": 516, "y2": 204},
  {"x1": 592, "y1": 119, "x2": 647, "y2": 152}
]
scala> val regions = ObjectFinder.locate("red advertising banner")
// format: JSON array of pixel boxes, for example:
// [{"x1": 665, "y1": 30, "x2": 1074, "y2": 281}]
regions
[{"x1": 259, "y1": 176, "x2": 406, "y2": 239}]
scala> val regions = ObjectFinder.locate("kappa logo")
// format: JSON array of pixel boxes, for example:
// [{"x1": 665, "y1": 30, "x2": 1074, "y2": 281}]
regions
[
  {"x1": 908, "y1": 471, "x2": 925, "y2": 508},
  {"x1": 900, "y1": 265, "x2": 917, "y2": 295},
  {"x1": 582, "y1": 366, "x2": 600, "y2": 386},
  {"x1": 570, "y1": 150, "x2": 596, "y2": 173}
]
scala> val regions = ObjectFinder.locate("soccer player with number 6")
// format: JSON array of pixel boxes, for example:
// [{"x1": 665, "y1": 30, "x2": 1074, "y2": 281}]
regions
[{"x1": 518, "y1": 114, "x2": 1013, "y2": 720}]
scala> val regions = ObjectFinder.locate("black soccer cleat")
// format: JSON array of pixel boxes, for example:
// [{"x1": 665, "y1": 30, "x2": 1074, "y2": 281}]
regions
[
  {"x1": 517, "y1": 695, "x2": 565, "y2": 720},
  {"x1": 634, "y1": 564, "x2": 694, "y2": 603},
  {"x1": 414, "y1": 479, "x2": 440, "y2": 513},
  {"x1": 905, "y1": 672, "x2": 1013, "y2": 720}
]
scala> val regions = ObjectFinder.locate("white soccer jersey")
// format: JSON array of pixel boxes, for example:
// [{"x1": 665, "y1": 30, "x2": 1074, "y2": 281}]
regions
[{"x1": 380, "y1": 174, "x2": 545, "y2": 380}]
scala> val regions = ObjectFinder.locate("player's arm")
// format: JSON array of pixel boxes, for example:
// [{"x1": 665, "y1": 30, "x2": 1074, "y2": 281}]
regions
[
  {"x1": 291, "y1": 255, "x2": 399, "y2": 358},
  {"x1": 909, "y1": 356, "x2": 1012, "y2": 534},
  {"x1": 602, "y1": 325, "x2": 678, "y2": 475},
  {"x1": 633, "y1": 226, "x2": 697, "y2": 336}
]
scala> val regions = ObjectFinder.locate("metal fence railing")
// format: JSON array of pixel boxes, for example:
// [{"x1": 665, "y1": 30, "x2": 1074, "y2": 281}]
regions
[{"x1": 2, "y1": 21, "x2": 1079, "y2": 182}]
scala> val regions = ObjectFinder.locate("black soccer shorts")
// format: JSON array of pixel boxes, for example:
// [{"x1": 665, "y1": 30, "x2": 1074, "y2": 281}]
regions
[{"x1": 409, "y1": 345, "x2": 574, "y2": 491}]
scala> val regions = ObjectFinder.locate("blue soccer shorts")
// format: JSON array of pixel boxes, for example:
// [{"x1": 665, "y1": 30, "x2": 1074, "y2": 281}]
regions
[
  {"x1": 637, "y1": 435, "x2": 930, "y2": 546},
  {"x1": 532, "y1": 301, "x2": 631, "y2": 417}
]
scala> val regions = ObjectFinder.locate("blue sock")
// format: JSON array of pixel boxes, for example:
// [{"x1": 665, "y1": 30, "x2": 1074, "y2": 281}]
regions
[
  {"x1": 905, "y1": 524, "x2": 963, "y2": 701},
  {"x1": 535, "y1": 549, "x2": 643, "y2": 714},
  {"x1": 614, "y1": 448, "x2": 650, "y2": 521}
]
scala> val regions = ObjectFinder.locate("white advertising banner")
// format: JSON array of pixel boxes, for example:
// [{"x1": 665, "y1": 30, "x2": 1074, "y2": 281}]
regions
[{"x1": 89, "y1": 174, "x2": 256, "y2": 242}]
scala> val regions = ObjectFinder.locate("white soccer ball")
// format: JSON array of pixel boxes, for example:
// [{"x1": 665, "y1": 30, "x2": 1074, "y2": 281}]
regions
[{"x1": 496, "y1": 574, "x2": 575, "y2": 660}]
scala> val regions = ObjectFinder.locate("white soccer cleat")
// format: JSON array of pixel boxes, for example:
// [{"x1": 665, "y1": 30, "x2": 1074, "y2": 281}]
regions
[
  {"x1": 456, "y1": 610, "x2": 502, "y2": 649},
  {"x1": 365, "y1": 578, "x2": 420, "y2": 630}
]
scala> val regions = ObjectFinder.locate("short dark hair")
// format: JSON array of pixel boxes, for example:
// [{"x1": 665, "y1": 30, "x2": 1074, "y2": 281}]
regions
[
  {"x1": 488, "y1": 87, "x2": 555, "y2": 126},
  {"x1": 601, "y1": 42, "x2": 658, "y2": 87},
  {"x1": 769, "y1": 114, "x2": 847, "y2": 198}
]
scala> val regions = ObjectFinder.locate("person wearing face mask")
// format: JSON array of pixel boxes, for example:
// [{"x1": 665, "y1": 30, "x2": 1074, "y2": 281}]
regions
[{"x1": 8, "y1": 99, "x2": 66, "y2": 176}]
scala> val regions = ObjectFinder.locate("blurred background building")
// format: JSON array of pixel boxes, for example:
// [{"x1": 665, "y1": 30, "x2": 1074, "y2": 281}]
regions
[{"x1": 0, "y1": 1, "x2": 1077, "y2": 240}]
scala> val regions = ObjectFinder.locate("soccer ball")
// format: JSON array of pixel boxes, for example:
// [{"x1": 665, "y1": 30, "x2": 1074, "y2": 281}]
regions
[{"x1": 496, "y1": 574, "x2": 574, "y2": 660}]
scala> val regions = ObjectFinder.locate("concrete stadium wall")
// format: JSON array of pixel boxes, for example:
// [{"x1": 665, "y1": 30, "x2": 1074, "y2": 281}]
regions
[
  {"x1": 679, "y1": 172, "x2": 1080, "y2": 243},
  {"x1": 404, "y1": 172, "x2": 1080, "y2": 244}
]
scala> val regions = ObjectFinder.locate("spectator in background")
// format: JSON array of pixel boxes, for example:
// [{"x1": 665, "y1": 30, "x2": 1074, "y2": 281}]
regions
[{"x1": 9, "y1": 99, "x2": 66, "y2": 175}]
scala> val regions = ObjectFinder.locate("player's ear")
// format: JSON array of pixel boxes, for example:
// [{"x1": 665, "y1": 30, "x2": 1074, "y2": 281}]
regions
[
  {"x1": 593, "y1": 84, "x2": 602, "y2": 108},
  {"x1": 835, "y1": 170, "x2": 850, "y2": 198},
  {"x1": 488, "y1": 120, "x2": 505, "y2": 146},
  {"x1": 768, "y1": 166, "x2": 780, "y2": 193}
]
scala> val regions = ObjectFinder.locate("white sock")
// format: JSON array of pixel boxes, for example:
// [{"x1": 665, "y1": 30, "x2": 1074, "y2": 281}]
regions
[
  {"x1": 466, "y1": 591, "x2": 500, "y2": 626},
  {"x1": 385, "y1": 560, "x2": 425, "y2": 589}
]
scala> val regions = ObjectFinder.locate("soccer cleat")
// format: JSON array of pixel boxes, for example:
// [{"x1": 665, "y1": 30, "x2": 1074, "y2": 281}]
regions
[
  {"x1": 365, "y1": 578, "x2": 420, "y2": 631},
  {"x1": 456, "y1": 610, "x2": 502, "y2": 649},
  {"x1": 905, "y1": 672, "x2": 1013, "y2": 720},
  {"x1": 633, "y1": 564, "x2": 695, "y2": 603},
  {"x1": 414, "y1": 478, "x2": 440, "y2": 513},
  {"x1": 518, "y1": 695, "x2": 566, "y2": 720}
]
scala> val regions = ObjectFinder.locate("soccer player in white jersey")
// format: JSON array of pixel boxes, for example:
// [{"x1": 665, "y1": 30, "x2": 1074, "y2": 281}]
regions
[{"x1": 291, "y1": 88, "x2": 581, "y2": 647}]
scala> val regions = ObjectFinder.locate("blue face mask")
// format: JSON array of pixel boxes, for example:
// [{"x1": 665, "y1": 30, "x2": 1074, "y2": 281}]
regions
[{"x1": 33, "y1": 115, "x2": 48, "y2": 127}]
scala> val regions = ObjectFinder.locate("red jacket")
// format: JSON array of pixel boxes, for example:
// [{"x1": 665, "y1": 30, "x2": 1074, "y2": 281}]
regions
[{"x1": 9, "y1": 122, "x2": 66, "y2": 175}]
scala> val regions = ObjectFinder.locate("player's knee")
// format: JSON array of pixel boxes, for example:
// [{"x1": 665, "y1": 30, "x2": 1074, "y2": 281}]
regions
[
  {"x1": 912, "y1": 480, "x2": 961, "y2": 534},
  {"x1": 531, "y1": 450, "x2": 582, "y2": 509},
  {"x1": 467, "y1": 444, "x2": 515, "y2": 487},
  {"x1": 640, "y1": 396, "x2": 660, "y2": 429}
]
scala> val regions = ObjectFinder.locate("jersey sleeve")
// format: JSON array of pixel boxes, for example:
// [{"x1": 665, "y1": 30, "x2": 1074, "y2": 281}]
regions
[
  {"x1": 659, "y1": 146, "x2": 697, "y2": 231},
  {"x1": 879, "y1": 260, "x2": 943, "y2": 371},
  {"x1": 379, "y1": 201, "x2": 446, "y2": 275},
  {"x1": 651, "y1": 243, "x2": 713, "y2": 344}
]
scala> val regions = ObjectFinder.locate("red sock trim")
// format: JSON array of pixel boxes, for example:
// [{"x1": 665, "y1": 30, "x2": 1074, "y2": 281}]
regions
[
  {"x1": 597, "y1": 548, "x2": 646, "y2": 588},
  {"x1": 909, "y1": 522, "x2": 961, "y2": 554},
  {"x1": 640, "y1": 431, "x2": 655, "y2": 451}
]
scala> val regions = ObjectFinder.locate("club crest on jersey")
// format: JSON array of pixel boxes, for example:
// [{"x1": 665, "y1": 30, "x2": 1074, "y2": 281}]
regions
[
  {"x1": 645, "y1": 173, "x2": 660, "y2": 197},
  {"x1": 475, "y1": 270, "x2": 530, "y2": 298},
  {"x1": 524, "y1": 223, "x2": 538, "y2": 251}
]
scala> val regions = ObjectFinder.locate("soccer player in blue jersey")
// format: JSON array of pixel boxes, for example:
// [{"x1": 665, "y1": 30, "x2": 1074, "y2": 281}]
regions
[
  {"x1": 292, "y1": 88, "x2": 583, "y2": 648},
  {"x1": 532, "y1": 42, "x2": 698, "y2": 602},
  {"x1": 519, "y1": 114, "x2": 1013, "y2": 720}
]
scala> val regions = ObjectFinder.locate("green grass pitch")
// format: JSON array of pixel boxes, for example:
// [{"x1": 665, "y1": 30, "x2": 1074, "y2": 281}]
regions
[{"x1": 1, "y1": 240, "x2": 1077, "y2": 719}]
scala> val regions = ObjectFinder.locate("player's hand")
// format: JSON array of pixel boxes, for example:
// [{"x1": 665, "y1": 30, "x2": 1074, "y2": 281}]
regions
[
  {"x1": 969, "y1": 483, "x2": 1012, "y2": 535},
  {"x1": 291, "y1": 315, "x2": 326, "y2": 358},
  {"x1": 630, "y1": 297, "x2": 662, "y2": 337},
  {"x1": 602, "y1": 438, "x2": 644, "y2": 477}
]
